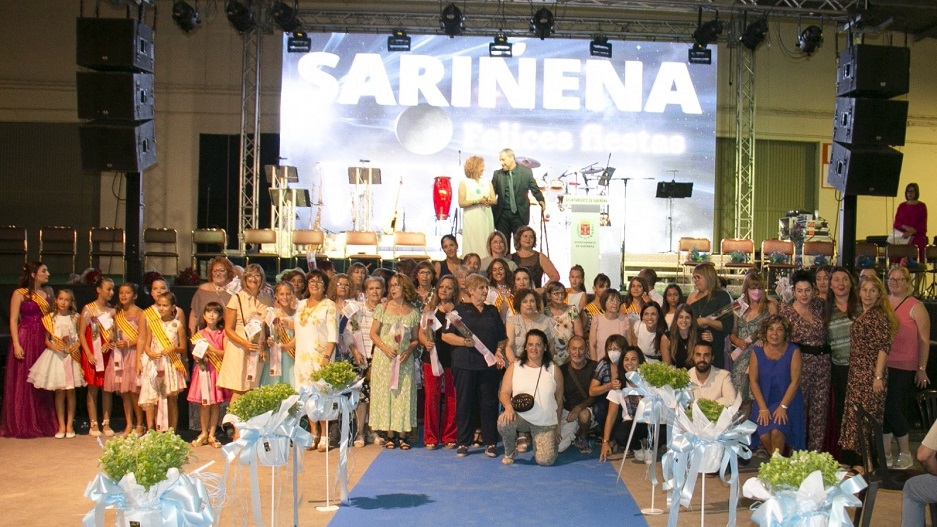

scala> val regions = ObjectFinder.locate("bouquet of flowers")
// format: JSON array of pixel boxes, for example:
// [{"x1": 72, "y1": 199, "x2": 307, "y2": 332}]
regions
[
  {"x1": 143, "y1": 271, "x2": 163, "y2": 293},
  {"x1": 638, "y1": 361, "x2": 690, "y2": 390},
  {"x1": 730, "y1": 250, "x2": 749, "y2": 264},
  {"x1": 743, "y1": 450, "x2": 866, "y2": 527},
  {"x1": 75, "y1": 267, "x2": 103, "y2": 285},
  {"x1": 228, "y1": 382, "x2": 297, "y2": 422},
  {"x1": 768, "y1": 251, "x2": 790, "y2": 265},
  {"x1": 174, "y1": 266, "x2": 201, "y2": 286},
  {"x1": 310, "y1": 361, "x2": 358, "y2": 391},
  {"x1": 689, "y1": 248, "x2": 711, "y2": 262}
]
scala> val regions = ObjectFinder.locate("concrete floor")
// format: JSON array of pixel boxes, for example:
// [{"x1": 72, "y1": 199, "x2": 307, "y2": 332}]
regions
[{"x1": 0, "y1": 433, "x2": 916, "y2": 526}]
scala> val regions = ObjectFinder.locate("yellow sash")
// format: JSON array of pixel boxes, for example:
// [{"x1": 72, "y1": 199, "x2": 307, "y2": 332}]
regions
[
  {"x1": 17, "y1": 288, "x2": 49, "y2": 314},
  {"x1": 41, "y1": 313, "x2": 81, "y2": 362},
  {"x1": 272, "y1": 320, "x2": 295, "y2": 359},
  {"x1": 85, "y1": 302, "x2": 112, "y2": 341},
  {"x1": 114, "y1": 310, "x2": 138, "y2": 342},
  {"x1": 585, "y1": 303, "x2": 604, "y2": 316},
  {"x1": 190, "y1": 332, "x2": 223, "y2": 371},
  {"x1": 145, "y1": 306, "x2": 187, "y2": 376}
]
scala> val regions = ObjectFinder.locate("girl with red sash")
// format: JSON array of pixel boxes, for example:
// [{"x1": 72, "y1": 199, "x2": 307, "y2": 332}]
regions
[{"x1": 79, "y1": 276, "x2": 116, "y2": 437}]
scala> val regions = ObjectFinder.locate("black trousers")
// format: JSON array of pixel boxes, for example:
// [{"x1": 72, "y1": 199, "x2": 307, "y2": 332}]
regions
[
  {"x1": 452, "y1": 366, "x2": 501, "y2": 447},
  {"x1": 883, "y1": 367, "x2": 917, "y2": 436},
  {"x1": 495, "y1": 213, "x2": 528, "y2": 249}
]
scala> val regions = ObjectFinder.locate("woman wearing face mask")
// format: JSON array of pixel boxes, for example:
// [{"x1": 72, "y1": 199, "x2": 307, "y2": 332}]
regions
[
  {"x1": 728, "y1": 272, "x2": 777, "y2": 400},
  {"x1": 588, "y1": 289, "x2": 632, "y2": 362},
  {"x1": 598, "y1": 345, "x2": 649, "y2": 462},
  {"x1": 589, "y1": 334, "x2": 627, "y2": 415},
  {"x1": 662, "y1": 304, "x2": 698, "y2": 369}
]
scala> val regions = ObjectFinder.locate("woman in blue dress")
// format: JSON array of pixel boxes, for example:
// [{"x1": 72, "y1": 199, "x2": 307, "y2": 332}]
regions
[{"x1": 749, "y1": 314, "x2": 805, "y2": 455}]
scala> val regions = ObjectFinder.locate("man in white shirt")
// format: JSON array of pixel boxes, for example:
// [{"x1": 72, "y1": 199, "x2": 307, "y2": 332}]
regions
[
  {"x1": 688, "y1": 341, "x2": 736, "y2": 406},
  {"x1": 902, "y1": 418, "x2": 937, "y2": 527}
]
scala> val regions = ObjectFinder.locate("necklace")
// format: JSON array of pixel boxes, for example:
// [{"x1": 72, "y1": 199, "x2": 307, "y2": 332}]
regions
[{"x1": 299, "y1": 298, "x2": 321, "y2": 326}]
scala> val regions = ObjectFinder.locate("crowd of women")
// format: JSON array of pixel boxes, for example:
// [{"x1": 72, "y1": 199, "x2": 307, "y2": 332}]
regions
[{"x1": 0, "y1": 228, "x2": 932, "y2": 472}]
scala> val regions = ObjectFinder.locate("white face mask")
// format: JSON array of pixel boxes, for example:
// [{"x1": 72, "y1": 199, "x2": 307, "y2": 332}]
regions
[{"x1": 608, "y1": 350, "x2": 622, "y2": 364}]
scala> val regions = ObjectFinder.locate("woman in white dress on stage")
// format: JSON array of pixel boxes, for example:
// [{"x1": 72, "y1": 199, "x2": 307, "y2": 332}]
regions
[{"x1": 458, "y1": 155, "x2": 496, "y2": 257}]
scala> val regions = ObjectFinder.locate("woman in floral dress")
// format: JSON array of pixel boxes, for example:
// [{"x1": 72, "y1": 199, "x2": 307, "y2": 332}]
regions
[
  {"x1": 728, "y1": 272, "x2": 777, "y2": 400},
  {"x1": 543, "y1": 280, "x2": 582, "y2": 366}
]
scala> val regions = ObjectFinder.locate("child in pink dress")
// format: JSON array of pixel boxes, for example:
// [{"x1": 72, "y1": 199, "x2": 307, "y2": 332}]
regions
[{"x1": 187, "y1": 302, "x2": 229, "y2": 447}]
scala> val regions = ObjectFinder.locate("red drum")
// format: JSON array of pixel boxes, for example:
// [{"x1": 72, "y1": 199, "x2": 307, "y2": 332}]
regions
[{"x1": 433, "y1": 176, "x2": 452, "y2": 220}]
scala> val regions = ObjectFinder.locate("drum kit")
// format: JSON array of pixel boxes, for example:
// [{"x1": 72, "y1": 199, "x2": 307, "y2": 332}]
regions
[{"x1": 519, "y1": 157, "x2": 611, "y2": 211}]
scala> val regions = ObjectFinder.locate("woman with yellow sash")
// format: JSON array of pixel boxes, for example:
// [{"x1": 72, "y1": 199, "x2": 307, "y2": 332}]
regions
[
  {"x1": 79, "y1": 276, "x2": 116, "y2": 437},
  {"x1": 0, "y1": 261, "x2": 58, "y2": 438},
  {"x1": 218, "y1": 264, "x2": 272, "y2": 403}
]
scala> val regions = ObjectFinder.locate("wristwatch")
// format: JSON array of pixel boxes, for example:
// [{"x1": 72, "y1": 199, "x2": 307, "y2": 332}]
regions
[{"x1": 780, "y1": 404, "x2": 788, "y2": 410}]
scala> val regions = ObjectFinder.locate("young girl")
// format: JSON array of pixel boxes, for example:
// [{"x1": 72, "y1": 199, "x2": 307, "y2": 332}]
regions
[
  {"x1": 662, "y1": 283, "x2": 685, "y2": 327},
  {"x1": 80, "y1": 276, "x2": 116, "y2": 437},
  {"x1": 260, "y1": 282, "x2": 297, "y2": 388},
  {"x1": 109, "y1": 283, "x2": 144, "y2": 437},
  {"x1": 29, "y1": 289, "x2": 85, "y2": 438},
  {"x1": 188, "y1": 302, "x2": 229, "y2": 447},
  {"x1": 138, "y1": 292, "x2": 187, "y2": 431},
  {"x1": 566, "y1": 265, "x2": 587, "y2": 313}
]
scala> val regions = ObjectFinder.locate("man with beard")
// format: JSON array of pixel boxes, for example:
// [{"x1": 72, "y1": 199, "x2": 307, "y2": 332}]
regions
[
  {"x1": 688, "y1": 341, "x2": 736, "y2": 406},
  {"x1": 558, "y1": 336, "x2": 598, "y2": 454}
]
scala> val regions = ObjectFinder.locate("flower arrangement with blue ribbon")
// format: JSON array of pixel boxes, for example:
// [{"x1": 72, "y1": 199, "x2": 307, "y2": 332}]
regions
[
  {"x1": 856, "y1": 255, "x2": 875, "y2": 269},
  {"x1": 768, "y1": 251, "x2": 789, "y2": 265},
  {"x1": 83, "y1": 468, "x2": 214, "y2": 527},
  {"x1": 662, "y1": 396, "x2": 755, "y2": 527},
  {"x1": 221, "y1": 394, "x2": 311, "y2": 527},
  {"x1": 743, "y1": 467, "x2": 867, "y2": 527},
  {"x1": 812, "y1": 255, "x2": 829, "y2": 267},
  {"x1": 300, "y1": 377, "x2": 364, "y2": 506},
  {"x1": 730, "y1": 250, "x2": 749, "y2": 264},
  {"x1": 689, "y1": 248, "x2": 711, "y2": 262}
]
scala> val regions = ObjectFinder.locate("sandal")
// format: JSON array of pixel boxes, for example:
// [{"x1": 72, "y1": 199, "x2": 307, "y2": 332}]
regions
[
  {"x1": 207, "y1": 436, "x2": 223, "y2": 449},
  {"x1": 102, "y1": 420, "x2": 115, "y2": 437},
  {"x1": 134, "y1": 425, "x2": 145, "y2": 438},
  {"x1": 398, "y1": 440, "x2": 411, "y2": 450},
  {"x1": 191, "y1": 435, "x2": 209, "y2": 447},
  {"x1": 89, "y1": 422, "x2": 102, "y2": 437},
  {"x1": 384, "y1": 439, "x2": 397, "y2": 449}
]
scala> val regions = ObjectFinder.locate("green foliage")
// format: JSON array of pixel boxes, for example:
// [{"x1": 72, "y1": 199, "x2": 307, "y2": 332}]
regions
[
  {"x1": 730, "y1": 250, "x2": 749, "y2": 264},
  {"x1": 100, "y1": 431, "x2": 190, "y2": 491},
  {"x1": 758, "y1": 450, "x2": 841, "y2": 491},
  {"x1": 638, "y1": 361, "x2": 690, "y2": 389},
  {"x1": 686, "y1": 398, "x2": 726, "y2": 422},
  {"x1": 310, "y1": 361, "x2": 357, "y2": 389},
  {"x1": 228, "y1": 382, "x2": 297, "y2": 421}
]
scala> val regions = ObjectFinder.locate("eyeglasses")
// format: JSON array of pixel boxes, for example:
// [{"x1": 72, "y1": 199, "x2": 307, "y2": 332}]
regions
[
  {"x1": 309, "y1": 279, "x2": 325, "y2": 285},
  {"x1": 211, "y1": 269, "x2": 227, "y2": 275}
]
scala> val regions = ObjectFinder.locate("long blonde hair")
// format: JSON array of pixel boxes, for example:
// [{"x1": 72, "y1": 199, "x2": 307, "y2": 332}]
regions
[{"x1": 859, "y1": 275, "x2": 899, "y2": 335}]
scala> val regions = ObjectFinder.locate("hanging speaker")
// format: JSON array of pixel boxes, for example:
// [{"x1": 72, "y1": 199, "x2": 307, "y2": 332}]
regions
[
  {"x1": 76, "y1": 18, "x2": 154, "y2": 73},
  {"x1": 80, "y1": 120, "x2": 157, "y2": 172},
  {"x1": 76, "y1": 72, "x2": 154, "y2": 121},
  {"x1": 827, "y1": 142, "x2": 902, "y2": 197},
  {"x1": 836, "y1": 44, "x2": 909, "y2": 98},
  {"x1": 832, "y1": 97, "x2": 907, "y2": 146}
]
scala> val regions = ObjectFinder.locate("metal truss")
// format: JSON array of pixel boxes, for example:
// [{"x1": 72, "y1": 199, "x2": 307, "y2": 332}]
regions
[
  {"x1": 734, "y1": 22, "x2": 756, "y2": 241},
  {"x1": 237, "y1": 26, "x2": 262, "y2": 253}
]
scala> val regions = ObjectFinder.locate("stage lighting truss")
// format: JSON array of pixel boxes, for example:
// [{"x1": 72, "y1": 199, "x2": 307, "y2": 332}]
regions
[
  {"x1": 272, "y1": 0, "x2": 302, "y2": 32},
  {"x1": 172, "y1": 0, "x2": 200, "y2": 33},
  {"x1": 441, "y1": 3, "x2": 464, "y2": 38},
  {"x1": 226, "y1": 0, "x2": 255, "y2": 33},
  {"x1": 530, "y1": 7, "x2": 555, "y2": 40},
  {"x1": 797, "y1": 24, "x2": 823, "y2": 55},
  {"x1": 489, "y1": 33, "x2": 512, "y2": 57},
  {"x1": 387, "y1": 30, "x2": 411, "y2": 52},
  {"x1": 739, "y1": 16, "x2": 768, "y2": 51},
  {"x1": 589, "y1": 36, "x2": 612, "y2": 58}
]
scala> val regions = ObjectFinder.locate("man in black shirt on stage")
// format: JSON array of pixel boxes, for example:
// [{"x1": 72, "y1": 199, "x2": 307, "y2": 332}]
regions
[{"x1": 492, "y1": 148, "x2": 545, "y2": 246}]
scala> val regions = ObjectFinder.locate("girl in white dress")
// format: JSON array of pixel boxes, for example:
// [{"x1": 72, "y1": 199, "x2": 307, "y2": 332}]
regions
[
  {"x1": 28, "y1": 289, "x2": 85, "y2": 438},
  {"x1": 138, "y1": 292, "x2": 187, "y2": 431}
]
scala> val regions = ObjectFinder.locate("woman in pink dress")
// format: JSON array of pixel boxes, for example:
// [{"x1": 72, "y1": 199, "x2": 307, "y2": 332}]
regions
[
  {"x1": 0, "y1": 261, "x2": 58, "y2": 438},
  {"x1": 893, "y1": 182, "x2": 927, "y2": 262}
]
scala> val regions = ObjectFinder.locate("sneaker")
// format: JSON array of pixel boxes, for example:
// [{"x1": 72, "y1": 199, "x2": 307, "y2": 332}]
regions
[
  {"x1": 485, "y1": 445, "x2": 498, "y2": 458},
  {"x1": 456, "y1": 445, "x2": 468, "y2": 457},
  {"x1": 894, "y1": 452, "x2": 914, "y2": 470},
  {"x1": 558, "y1": 435, "x2": 572, "y2": 453},
  {"x1": 579, "y1": 441, "x2": 593, "y2": 455},
  {"x1": 516, "y1": 436, "x2": 529, "y2": 453},
  {"x1": 885, "y1": 452, "x2": 894, "y2": 468}
]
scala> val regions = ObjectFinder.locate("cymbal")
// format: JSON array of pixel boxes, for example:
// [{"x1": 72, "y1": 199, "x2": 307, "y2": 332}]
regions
[
  {"x1": 567, "y1": 181, "x2": 580, "y2": 186},
  {"x1": 581, "y1": 167, "x2": 604, "y2": 175},
  {"x1": 516, "y1": 157, "x2": 541, "y2": 169}
]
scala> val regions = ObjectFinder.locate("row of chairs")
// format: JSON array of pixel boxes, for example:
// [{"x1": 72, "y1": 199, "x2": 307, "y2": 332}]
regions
[{"x1": 677, "y1": 237, "x2": 836, "y2": 277}]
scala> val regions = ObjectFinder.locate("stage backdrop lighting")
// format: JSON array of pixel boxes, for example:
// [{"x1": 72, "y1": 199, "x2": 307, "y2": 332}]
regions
[
  {"x1": 171, "y1": 0, "x2": 200, "y2": 33},
  {"x1": 441, "y1": 3, "x2": 464, "y2": 38},
  {"x1": 531, "y1": 8, "x2": 554, "y2": 40},
  {"x1": 225, "y1": 0, "x2": 254, "y2": 33},
  {"x1": 798, "y1": 25, "x2": 823, "y2": 55}
]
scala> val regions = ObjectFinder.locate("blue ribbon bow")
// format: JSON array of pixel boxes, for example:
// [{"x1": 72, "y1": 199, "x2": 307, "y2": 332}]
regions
[{"x1": 83, "y1": 468, "x2": 214, "y2": 527}]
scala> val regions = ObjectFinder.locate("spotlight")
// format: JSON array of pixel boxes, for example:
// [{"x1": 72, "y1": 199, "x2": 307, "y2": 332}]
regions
[
  {"x1": 287, "y1": 31, "x2": 311, "y2": 53},
  {"x1": 441, "y1": 3, "x2": 464, "y2": 38},
  {"x1": 271, "y1": 1, "x2": 302, "y2": 32},
  {"x1": 225, "y1": 0, "x2": 254, "y2": 33},
  {"x1": 387, "y1": 30, "x2": 411, "y2": 52},
  {"x1": 688, "y1": 44, "x2": 713, "y2": 65},
  {"x1": 589, "y1": 36, "x2": 612, "y2": 58},
  {"x1": 489, "y1": 34, "x2": 512, "y2": 58},
  {"x1": 530, "y1": 7, "x2": 554, "y2": 40},
  {"x1": 797, "y1": 25, "x2": 823, "y2": 55},
  {"x1": 693, "y1": 19, "x2": 724, "y2": 47},
  {"x1": 739, "y1": 17, "x2": 768, "y2": 51},
  {"x1": 171, "y1": 0, "x2": 200, "y2": 33}
]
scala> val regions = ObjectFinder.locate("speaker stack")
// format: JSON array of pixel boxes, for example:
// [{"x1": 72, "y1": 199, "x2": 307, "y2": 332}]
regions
[
  {"x1": 76, "y1": 18, "x2": 157, "y2": 172},
  {"x1": 827, "y1": 44, "x2": 910, "y2": 197}
]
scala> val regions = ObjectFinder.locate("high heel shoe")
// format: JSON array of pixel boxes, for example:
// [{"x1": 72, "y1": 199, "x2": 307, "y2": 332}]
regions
[
  {"x1": 190, "y1": 435, "x2": 209, "y2": 447},
  {"x1": 102, "y1": 420, "x2": 115, "y2": 437},
  {"x1": 207, "y1": 436, "x2": 222, "y2": 449}
]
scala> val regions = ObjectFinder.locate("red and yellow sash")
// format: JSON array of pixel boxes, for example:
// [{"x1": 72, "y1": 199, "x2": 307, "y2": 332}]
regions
[
  {"x1": 17, "y1": 288, "x2": 50, "y2": 314},
  {"x1": 190, "y1": 332, "x2": 223, "y2": 371},
  {"x1": 145, "y1": 306, "x2": 187, "y2": 376},
  {"x1": 41, "y1": 313, "x2": 81, "y2": 362},
  {"x1": 271, "y1": 320, "x2": 295, "y2": 359},
  {"x1": 114, "y1": 310, "x2": 138, "y2": 342},
  {"x1": 85, "y1": 302, "x2": 112, "y2": 342},
  {"x1": 585, "y1": 303, "x2": 604, "y2": 316}
]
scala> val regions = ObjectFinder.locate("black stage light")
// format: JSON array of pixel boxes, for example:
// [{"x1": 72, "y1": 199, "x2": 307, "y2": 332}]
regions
[
  {"x1": 739, "y1": 17, "x2": 768, "y2": 51},
  {"x1": 171, "y1": 0, "x2": 200, "y2": 33},
  {"x1": 441, "y1": 3, "x2": 464, "y2": 38},
  {"x1": 272, "y1": 1, "x2": 302, "y2": 32},
  {"x1": 531, "y1": 7, "x2": 554, "y2": 40},
  {"x1": 387, "y1": 30, "x2": 411, "y2": 52},
  {"x1": 225, "y1": 0, "x2": 255, "y2": 33},
  {"x1": 287, "y1": 31, "x2": 311, "y2": 53},
  {"x1": 693, "y1": 19, "x2": 724, "y2": 47},
  {"x1": 489, "y1": 34, "x2": 512, "y2": 58},
  {"x1": 797, "y1": 25, "x2": 823, "y2": 55},
  {"x1": 589, "y1": 37, "x2": 612, "y2": 58}
]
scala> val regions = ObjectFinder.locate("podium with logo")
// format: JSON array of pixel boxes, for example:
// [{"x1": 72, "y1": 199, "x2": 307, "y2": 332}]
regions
[{"x1": 566, "y1": 196, "x2": 607, "y2": 285}]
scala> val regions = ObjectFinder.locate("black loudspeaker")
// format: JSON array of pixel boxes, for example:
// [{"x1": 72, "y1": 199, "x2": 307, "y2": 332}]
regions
[
  {"x1": 76, "y1": 18, "x2": 154, "y2": 73},
  {"x1": 76, "y1": 72, "x2": 154, "y2": 121},
  {"x1": 827, "y1": 142, "x2": 902, "y2": 197},
  {"x1": 832, "y1": 97, "x2": 908, "y2": 146},
  {"x1": 80, "y1": 121, "x2": 157, "y2": 172},
  {"x1": 836, "y1": 44, "x2": 910, "y2": 98}
]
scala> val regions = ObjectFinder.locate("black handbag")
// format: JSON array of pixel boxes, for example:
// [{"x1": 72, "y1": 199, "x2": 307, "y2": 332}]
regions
[{"x1": 510, "y1": 365, "x2": 542, "y2": 412}]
